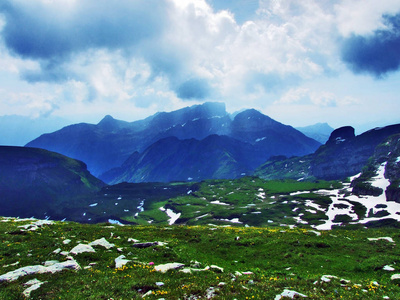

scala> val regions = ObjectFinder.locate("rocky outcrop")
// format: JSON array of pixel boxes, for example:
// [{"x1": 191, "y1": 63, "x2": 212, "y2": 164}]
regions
[
  {"x1": 326, "y1": 126, "x2": 355, "y2": 145},
  {"x1": 256, "y1": 124, "x2": 400, "y2": 181},
  {"x1": 0, "y1": 259, "x2": 81, "y2": 282},
  {"x1": 350, "y1": 133, "x2": 400, "y2": 202}
]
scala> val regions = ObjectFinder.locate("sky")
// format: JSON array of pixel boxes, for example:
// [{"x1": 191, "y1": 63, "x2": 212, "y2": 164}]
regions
[{"x1": 0, "y1": 0, "x2": 400, "y2": 137}]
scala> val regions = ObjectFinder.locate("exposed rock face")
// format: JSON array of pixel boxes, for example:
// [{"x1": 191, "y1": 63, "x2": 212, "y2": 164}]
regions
[
  {"x1": 326, "y1": 126, "x2": 355, "y2": 145},
  {"x1": 311, "y1": 125, "x2": 400, "y2": 180}
]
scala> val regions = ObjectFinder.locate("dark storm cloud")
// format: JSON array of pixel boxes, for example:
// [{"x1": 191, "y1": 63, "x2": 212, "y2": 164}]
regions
[
  {"x1": 0, "y1": 0, "x2": 169, "y2": 60},
  {"x1": 341, "y1": 13, "x2": 400, "y2": 77},
  {"x1": 176, "y1": 78, "x2": 211, "y2": 100}
]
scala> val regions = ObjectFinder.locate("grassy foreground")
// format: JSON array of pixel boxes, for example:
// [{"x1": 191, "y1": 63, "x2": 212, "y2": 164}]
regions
[{"x1": 1, "y1": 217, "x2": 400, "y2": 299}]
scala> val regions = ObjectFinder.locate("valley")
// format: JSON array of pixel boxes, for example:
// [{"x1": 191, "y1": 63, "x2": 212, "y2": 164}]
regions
[{"x1": 1, "y1": 103, "x2": 400, "y2": 299}]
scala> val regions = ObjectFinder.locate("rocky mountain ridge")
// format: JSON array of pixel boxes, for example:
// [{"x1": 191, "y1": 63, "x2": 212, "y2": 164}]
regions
[
  {"x1": 26, "y1": 102, "x2": 320, "y2": 180},
  {"x1": 255, "y1": 124, "x2": 400, "y2": 182}
]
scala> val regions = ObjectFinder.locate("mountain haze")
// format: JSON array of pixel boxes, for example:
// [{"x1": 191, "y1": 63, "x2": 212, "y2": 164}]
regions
[{"x1": 296, "y1": 122, "x2": 334, "y2": 144}]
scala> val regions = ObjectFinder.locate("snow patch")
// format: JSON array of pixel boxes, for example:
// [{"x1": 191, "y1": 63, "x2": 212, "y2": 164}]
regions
[
  {"x1": 210, "y1": 200, "x2": 230, "y2": 206},
  {"x1": 108, "y1": 219, "x2": 124, "y2": 226},
  {"x1": 255, "y1": 137, "x2": 266, "y2": 142},
  {"x1": 312, "y1": 163, "x2": 400, "y2": 230},
  {"x1": 219, "y1": 218, "x2": 243, "y2": 224},
  {"x1": 159, "y1": 207, "x2": 181, "y2": 225}
]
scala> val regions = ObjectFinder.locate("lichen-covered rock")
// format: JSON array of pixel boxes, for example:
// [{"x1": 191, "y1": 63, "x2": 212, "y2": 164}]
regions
[
  {"x1": 70, "y1": 244, "x2": 96, "y2": 255},
  {"x1": 89, "y1": 238, "x2": 115, "y2": 249},
  {"x1": 154, "y1": 263, "x2": 184, "y2": 273},
  {"x1": 0, "y1": 259, "x2": 80, "y2": 282}
]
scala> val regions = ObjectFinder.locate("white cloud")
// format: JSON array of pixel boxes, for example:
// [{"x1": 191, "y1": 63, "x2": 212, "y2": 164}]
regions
[
  {"x1": 0, "y1": 0, "x2": 398, "y2": 130},
  {"x1": 334, "y1": 0, "x2": 400, "y2": 36}
]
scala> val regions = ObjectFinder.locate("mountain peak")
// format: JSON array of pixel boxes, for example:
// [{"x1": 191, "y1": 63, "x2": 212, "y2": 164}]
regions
[
  {"x1": 233, "y1": 109, "x2": 277, "y2": 130},
  {"x1": 327, "y1": 126, "x2": 355, "y2": 145},
  {"x1": 97, "y1": 115, "x2": 129, "y2": 131},
  {"x1": 98, "y1": 115, "x2": 115, "y2": 125}
]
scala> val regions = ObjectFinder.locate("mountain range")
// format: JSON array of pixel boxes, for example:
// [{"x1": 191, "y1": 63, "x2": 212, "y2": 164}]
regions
[
  {"x1": 1, "y1": 106, "x2": 399, "y2": 224},
  {"x1": 26, "y1": 102, "x2": 321, "y2": 182}
]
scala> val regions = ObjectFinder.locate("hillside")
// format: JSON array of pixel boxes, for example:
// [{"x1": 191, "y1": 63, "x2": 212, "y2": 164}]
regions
[
  {"x1": 255, "y1": 124, "x2": 400, "y2": 181},
  {"x1": 1, "y1": 217, "x2": 400, "y2": 299},
  {"x1": 26, "y1": 102, "x2": 320, "y2": 178},
  {"x1": 101, "y1": 134, "x2": 267, "y2": 184},
  {"x1": 0, "y1": 146, "x2": 105, "y2": 220},
  {"x1": 351, "y1": 133, "x2": 400, "y2": 201}
]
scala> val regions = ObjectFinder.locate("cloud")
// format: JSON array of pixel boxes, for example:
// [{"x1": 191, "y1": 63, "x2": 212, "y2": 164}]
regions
[
  {"x1": 334, "y1": 0, "x2": 400, "y2": 36},
  {"x1": 207, "y1": 0, "x2": 259, "y2": 24},
  {"x1": 245, "y1": 72, "x2": 300, "y2": 94},
  {"x1": 0, "y1": 0, "x2": 168, "y2": 60},
  {"x1": 176, "y1": 78, "x2": 211, "y2": 99},
  {"x1": 275, "y1": 87, "x2": 360, "y2": 108},
  {"x1": 341, "y1": 13, "x2": 400, "y2": 77},
  {"x1": 3, "y1": 0, "x2": 394, "y2": 112}
]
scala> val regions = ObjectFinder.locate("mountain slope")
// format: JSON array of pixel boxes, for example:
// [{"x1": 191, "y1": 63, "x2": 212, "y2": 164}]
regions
[
  {"x1": 231, "y1": 109, "x2": 320, "y2": 156},
  {"x1": 26, "y1": 102, "x2": 320, "y2": 178},
  {"x1": 351, "y1": 133, "x2": 400, "y2": 202},
  {"x1": 0, "y1": 146, "x2": 105, "y2": 219},
  {"x1": 100, "y1": 135, "x2": 263, "y2": 184},
  {"x1": 255, "y1": 124, "x2": 400, "y2": 181}
]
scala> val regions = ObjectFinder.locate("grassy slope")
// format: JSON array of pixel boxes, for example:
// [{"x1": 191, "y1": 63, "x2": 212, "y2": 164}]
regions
[
  {"x1": 1, "y1": 217, "x2": 400, "y2": 299},
  {"x1": 125, "y1": 177, "x2": 342, "y2": 228}
]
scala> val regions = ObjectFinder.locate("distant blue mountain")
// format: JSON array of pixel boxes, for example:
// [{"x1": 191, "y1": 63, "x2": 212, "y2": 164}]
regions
[
  {"x1": 296, "y1": 123, "x2": 334, "y2": 144},
  {"x1": 26, "y1": 102, "x2": 321, "y2": 181}
]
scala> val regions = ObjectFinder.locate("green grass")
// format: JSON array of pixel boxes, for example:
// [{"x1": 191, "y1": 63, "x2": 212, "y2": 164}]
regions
[
  {"x1": 1, "y1": 217, "x2": 400, "y2": 299},
  {"x1": 124, "y1": 177, "x2": 342, "y2": 228}
]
